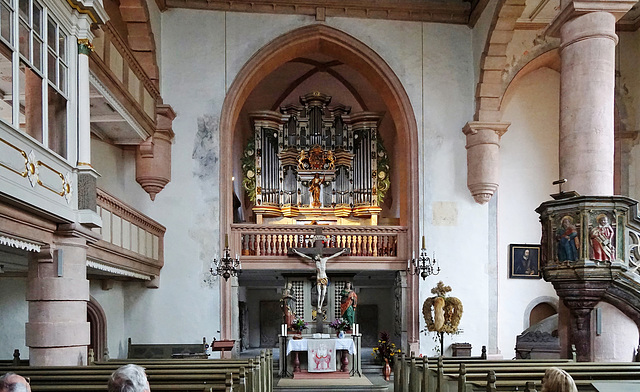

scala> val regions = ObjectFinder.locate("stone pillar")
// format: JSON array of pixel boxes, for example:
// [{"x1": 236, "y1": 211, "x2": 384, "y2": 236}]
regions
[
  {"x1": 548, "y1": 0, "x2": 635, "y2": 195},
  {"x1": 26, "y1": 224, "x2": 98, "y2": 366},
  {"x1": 462, "y1": 122, "x2": 510, "y2": 204}
]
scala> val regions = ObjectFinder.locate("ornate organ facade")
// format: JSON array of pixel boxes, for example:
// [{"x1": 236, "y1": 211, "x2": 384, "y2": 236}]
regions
[{"x1": 242, "y1": 92, "x2": 391, "y2": 225}]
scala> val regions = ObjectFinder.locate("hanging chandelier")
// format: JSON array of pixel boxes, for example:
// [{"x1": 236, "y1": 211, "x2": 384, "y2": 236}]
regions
[
  {"x1": 210, "y1": 235, "x2": 242, "y2": 281},
  {"x1": 408, "y1": 236, "x2": 440, "y2": 280}
]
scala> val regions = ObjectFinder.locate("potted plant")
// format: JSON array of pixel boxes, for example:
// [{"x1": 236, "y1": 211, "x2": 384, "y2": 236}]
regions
[
  {"x1": 290, "y1": 318, "x2": 308, "y2": 339},
  {"x1": 372, "y1": 331, "x2": 398, "y2": 381},
  {"x1": 329, "y1": 318, "x2": 350, "y2": 338}
]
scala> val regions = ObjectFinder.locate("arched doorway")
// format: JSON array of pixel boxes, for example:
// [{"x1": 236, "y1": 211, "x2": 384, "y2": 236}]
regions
[
  {"x1": 87, "y1": 297, "x2": 107, "y2": 361},
  {"x1": 218, "y1": 24, "x2": 421, "y2": 352}
]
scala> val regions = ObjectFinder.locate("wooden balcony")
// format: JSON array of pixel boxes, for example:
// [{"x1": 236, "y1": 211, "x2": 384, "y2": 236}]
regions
[
  {"x1": 88, "y1": 189, "x2": 165, "y2": 282},
  {"x1": 230, "y1": 224, "x2": 408, "y2": 271}
]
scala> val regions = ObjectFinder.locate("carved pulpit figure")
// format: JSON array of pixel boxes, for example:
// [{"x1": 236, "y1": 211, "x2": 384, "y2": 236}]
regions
[{"x1": 289, "y1": 227, "x2": 350, "y2": 314}]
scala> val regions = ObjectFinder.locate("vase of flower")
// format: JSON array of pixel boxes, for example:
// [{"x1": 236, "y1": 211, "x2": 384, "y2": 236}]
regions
[
  {"x1": 373, "y1": 331, "x2": 398, "y2": 381},
  {"x1": 329, "y1": 317, "x2": 349, "y2": 338},
  {"x1": 383, "y1": 358, "x2": 391, "y2": 381},
  {"x1": 290, "y1": 318, "x2": 308, "y2": 339}
]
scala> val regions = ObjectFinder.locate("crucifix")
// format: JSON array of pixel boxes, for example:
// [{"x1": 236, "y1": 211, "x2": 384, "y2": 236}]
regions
[{"x1": 288, "y1": 227, "x2": 350, "y2": 315}]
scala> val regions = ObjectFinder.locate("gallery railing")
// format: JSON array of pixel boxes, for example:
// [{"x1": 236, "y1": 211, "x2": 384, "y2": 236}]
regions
[
  {"x1": 229, "y1": 224, "x2": 408, "y2": 261},
  {"x1": 87, "y1": 188, "x2": 165, "y2": 281}
]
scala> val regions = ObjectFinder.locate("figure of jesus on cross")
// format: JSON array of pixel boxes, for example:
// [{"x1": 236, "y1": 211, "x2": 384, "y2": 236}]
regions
[{"x1": 289, "y1": 227, "x2": 350, "y2": 313}]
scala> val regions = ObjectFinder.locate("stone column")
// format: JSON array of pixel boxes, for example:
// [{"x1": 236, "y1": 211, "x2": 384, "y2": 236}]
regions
[
  {"x1": 26, "y1": 224, "x2": 98, "y2": 366},
  {"x1": 548, "y1": 0, "x2": 635, "y2": 195},
  {"x1": 462, "y1": 122, "x2": 510, "y2": 204}
]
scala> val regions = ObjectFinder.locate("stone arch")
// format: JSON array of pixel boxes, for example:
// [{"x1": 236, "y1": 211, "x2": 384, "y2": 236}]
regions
[
  {"x1": 523, "y1": 296, "x2": 558, "y2": 330},
  {"x1": 475, "y1": 0, "x2": 527, "y2": 122},
  {"x1": 87, "y1": 296, "x2": 108, "y2": 361},
  {"x1": 118, "y1": 0, "x2": 159, "y2": 87},
  {"x1": 501, "y1": 48, "x2": 560, "y2": 109},
  {"x1": 218, "y1": 23, "x2": 420, "y2": 346}
]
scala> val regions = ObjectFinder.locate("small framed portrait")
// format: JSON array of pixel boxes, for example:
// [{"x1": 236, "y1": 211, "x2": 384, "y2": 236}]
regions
[{"x1": 509, "y1": 244, "x2": 541, "y2": 279}]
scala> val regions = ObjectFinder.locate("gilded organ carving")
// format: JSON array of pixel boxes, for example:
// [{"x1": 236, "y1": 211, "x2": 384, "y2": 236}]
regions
[{"x1": 241, "y1": 92, "x2": 390, "y2": 224}]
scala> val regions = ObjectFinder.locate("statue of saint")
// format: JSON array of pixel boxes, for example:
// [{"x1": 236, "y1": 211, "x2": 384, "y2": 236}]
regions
[
  {"x1": 591, "y1": 214, "x2": 614, "y2": 261},
  {"x1": 308, "y1": 173, "x2": 324, "y2": 208},
  {"x1": 340, "y1": 282, "x2": 358, "y2": 325},
  {"x1": 280, "y1": 282, "x2": 297, "y2": 329},
  {"x1": 292, "y1": 248, "x2": 348, "y2": 312}
]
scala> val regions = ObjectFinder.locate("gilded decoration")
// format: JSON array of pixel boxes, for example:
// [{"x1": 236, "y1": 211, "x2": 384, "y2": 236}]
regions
[
  {"x1": 422, "y1": 281, "x2": 463, "y2": 335},
  {"x1": 242, "y1": 138, "x2": 257, "y2": 202},
  {"x1": 240, "y1": 92, "x2": 391, "y2": 222},
  {"x1": 0, "y1": 137, "x2": 72, "y2": 203}
]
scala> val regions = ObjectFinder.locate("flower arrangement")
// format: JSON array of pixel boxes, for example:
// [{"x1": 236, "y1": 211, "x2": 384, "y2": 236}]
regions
[
  {"x1": 290, "y1": 318, "x2": 308, "y2": 333},
  {"x1": 372, "y1": 331, "x2": 399, "y2": 364},
  {"x1": 329, "y1": 318, "x2": 350, "y2": 331}
]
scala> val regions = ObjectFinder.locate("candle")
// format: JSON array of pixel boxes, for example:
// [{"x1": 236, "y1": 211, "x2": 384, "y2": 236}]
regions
[
  {"x1": 225, "y1": 234, "x2": 229, "y2": 248},
  {"x1": 422, "y1": 235, "x2": 426, "y2": 249}
]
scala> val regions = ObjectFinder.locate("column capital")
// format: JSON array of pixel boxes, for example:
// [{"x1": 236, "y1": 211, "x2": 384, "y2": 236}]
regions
[
  {"x1": 547, "y1": 0, "x2": 636, "y2": 37},
  {"x1": 462, "y1": 121, "x2": 511, "y2": 204},
  {"x1": 462, "y1": 121, "x2": 510, "y2": 139},
  {"x1": 77, "y1": 39, "x2": 94, "y2": 56}
]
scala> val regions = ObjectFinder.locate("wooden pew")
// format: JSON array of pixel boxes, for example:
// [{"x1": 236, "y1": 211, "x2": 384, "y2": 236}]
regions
[
  {"x1": 0, "y1": 350, "x2": 273, "y2": 392},
  {"x1": 394, "y1": 353, "x2": 640, "y2": 392}
]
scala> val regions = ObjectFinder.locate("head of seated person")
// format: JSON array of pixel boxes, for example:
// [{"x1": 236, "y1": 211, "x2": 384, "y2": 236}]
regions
[
  {"x1": 541, "y1": 367, "x2": 577, "y2": 392},
  {"x1": 0, "y1": 373, "x2": 31, "y2": 392},
  {"x1": 108, "y1": 364, "x2": 150, "y2": 392}
]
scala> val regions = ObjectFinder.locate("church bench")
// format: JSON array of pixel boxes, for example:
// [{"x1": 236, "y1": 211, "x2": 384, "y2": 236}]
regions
[
  {"x1": 394, "y1": 355, "x2": 640, "y2": 392},
  {"x1": 126, "y1": 337, "x2": 209, "y2": 359},
  {"x1": 2, "y1": 351, "x2": 272, "y2": 392}
]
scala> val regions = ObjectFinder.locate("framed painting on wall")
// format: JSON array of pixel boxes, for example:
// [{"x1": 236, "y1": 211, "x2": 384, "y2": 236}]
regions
[{"x1": 509, "y1": 244, "x2": 541, "y2": 279}]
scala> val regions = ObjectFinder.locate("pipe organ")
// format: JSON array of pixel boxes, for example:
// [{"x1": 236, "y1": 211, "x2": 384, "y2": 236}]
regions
[{"x1": 242, "y1": 91, "x2": 391, "y2": 224}]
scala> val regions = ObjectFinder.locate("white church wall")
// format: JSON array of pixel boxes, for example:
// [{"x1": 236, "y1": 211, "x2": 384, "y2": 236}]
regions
[
  {"x1": 157, "y1": 10, "x2": 484, "y2": 356},
  {"x1": 593, "y1": 301, "x2": 639, "y2": 362},
  {"x1": 499, "y1": 66, "x2": 560, "y2": 358},
  {"x1": 94, "y1": 9, "x2": 231, "y2": 346},
  {"x1": 90, "y1": 281, "x2": 127, "y2": 359},
  {"x1": 91, "y1": 138, "x2": 152, "y2": 212},
  {"x1": 0, "y1": 277, "x2": 28, "y2": 360},
  {"x1": 418, "y1": 23, "x2": 487, "y2": 357}
]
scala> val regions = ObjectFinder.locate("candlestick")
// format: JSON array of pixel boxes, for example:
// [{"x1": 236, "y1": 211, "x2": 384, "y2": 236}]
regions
[
  {"x1": 422, "y1": 235, "x2": 426, "y2": 249},
  {"x1": 225, "y1": 234, "x2": 229, "y2": 248}
]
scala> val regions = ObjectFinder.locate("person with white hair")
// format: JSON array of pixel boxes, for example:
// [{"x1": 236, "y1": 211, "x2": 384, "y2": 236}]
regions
[
  {"x1": 107, "y1": 364, "x2": 150, "y2": 392},
  {"x1": 0, "y1": 373, "x2": 31, "y2": 392}
]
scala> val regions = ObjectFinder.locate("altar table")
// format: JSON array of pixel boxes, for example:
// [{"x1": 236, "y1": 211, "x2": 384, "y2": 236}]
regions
[
  {"x1": 286, "y1": 338, "x2": 356, "y2": 355},
  {"x1": 286, "y1": 338, "x2": 356, "y2": 374}
]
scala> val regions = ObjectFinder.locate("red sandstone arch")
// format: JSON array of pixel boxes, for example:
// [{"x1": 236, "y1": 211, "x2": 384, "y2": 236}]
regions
[
  {"x1": 218, "y1": 24, "x2": 421, "y2": 348},
  {"x1": 119, "y1": 0, "x2": 159, "y2": 87}
]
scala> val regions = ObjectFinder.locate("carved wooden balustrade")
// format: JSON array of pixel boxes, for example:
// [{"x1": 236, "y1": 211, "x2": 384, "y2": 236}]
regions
[{"x1": 230, "y1": 224, "x2": 408, "y2": 269}]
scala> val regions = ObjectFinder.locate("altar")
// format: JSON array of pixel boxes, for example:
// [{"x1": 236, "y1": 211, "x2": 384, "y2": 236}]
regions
[{"x1": 279, "y1": 334, "x2": 362, "y2": 378}]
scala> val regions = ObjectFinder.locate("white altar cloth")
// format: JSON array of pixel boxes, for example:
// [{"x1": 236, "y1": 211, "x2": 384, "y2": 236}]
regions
[{"x1": 286, "y1": 338, "x2": 356, "y2": 355}]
